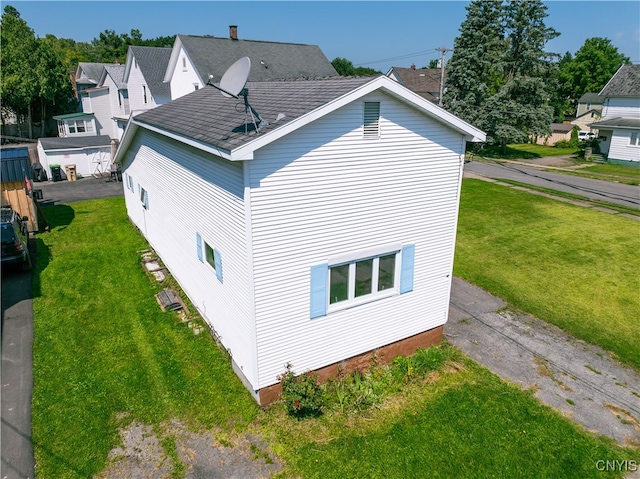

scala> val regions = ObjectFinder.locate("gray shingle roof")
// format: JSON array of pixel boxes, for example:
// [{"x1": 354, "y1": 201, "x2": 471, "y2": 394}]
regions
[
  {"x1": 129, "y1": 46, "x2": 172, "y2": 99},
  {"x1": 589, "y1": 117, "x2": 640, "y2": 129},
  {"x1": 600, "y1": 64, "x2": 640, "y2": 97},
  {"x1": 577, "y1": 92, "x2": 603, "y2": 104},
  {"x1": 134, "y1": 76, "x2": 376, "y2": 152},
  {"x1": 103, "y1": 64, "x2": 127, "y2": 89},
  {"x1": 39, "y1": 135, "x2": 112, "y2": 151},
  {"x1": 178, "y1": 35, "x2": 338, "y2": 84},
  {"x1": 78, "y1": 62, "x2": 113, "y2": 83}
]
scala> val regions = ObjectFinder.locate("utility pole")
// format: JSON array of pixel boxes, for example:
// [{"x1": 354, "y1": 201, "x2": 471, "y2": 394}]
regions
[{"x1": 435, "y1": 46, "x2": 453, "y2": 106}]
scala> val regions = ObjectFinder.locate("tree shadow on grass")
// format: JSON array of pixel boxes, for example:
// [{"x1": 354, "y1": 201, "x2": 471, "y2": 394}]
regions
[
  {"x1": 40, "y1": 204, "x2": 75, "y2": 231},
  {"x1": 475, "y1": 145, "x2": 543, "y2": 160}
]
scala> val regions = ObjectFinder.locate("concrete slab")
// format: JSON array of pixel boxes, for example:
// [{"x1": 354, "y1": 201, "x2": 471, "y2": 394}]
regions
[{"x1": 447, "y1": 277, "x2": 640, "y2": 448}]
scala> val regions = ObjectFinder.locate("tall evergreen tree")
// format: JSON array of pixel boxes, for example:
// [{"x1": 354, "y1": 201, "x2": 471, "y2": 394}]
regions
[
  {"x1": 485, "y1": 0, "x2": 559, "y2": 148},
  {"x1": 442, "y1": 0, "x2": 504, "y2": 129},
  {"x1": 444, "y1": 0, "x2": 559, "y2": 149}
]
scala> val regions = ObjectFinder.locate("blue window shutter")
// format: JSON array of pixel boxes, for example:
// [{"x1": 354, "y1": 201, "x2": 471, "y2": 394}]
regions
[
  {"x1": 310, "y1": 264, "x2": 328, "y2": 319},
  {"x1": 196, "y1": 233, "x2": 203, "y2": 262},
  {"x1": 214, "y1": 249, "x2": 222, "y2": 282},
  {"x1": 400, "y1": 244, "x2": 415, "y2": 294}
]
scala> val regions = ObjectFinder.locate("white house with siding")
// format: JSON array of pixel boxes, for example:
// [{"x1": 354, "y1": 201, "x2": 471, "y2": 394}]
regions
[
  {"x1": 123, "y1": 46, "x2": 172, "y2": 115},
  {"x1": 590, "y1": 64, "x2": 640, "y2": 166},
  {"x1": 163, "y1": 27, "x2": 338, "y2": 101},
  {"x1": 115, "y1": 74, "x2": 485, "y2": 404}
]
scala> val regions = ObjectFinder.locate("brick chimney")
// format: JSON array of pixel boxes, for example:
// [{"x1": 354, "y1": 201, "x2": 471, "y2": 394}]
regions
[{"x1": 229, "y1": 25, "x2": 238, "y2": 40}]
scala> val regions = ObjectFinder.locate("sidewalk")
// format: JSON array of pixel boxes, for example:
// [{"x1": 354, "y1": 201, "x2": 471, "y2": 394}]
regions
[{"x1": 447, "y1": 277, "x2": 640, "y2": 448}]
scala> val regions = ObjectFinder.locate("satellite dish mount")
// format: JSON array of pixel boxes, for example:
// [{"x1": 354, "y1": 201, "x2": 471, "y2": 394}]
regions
[{"x1": 208, "y1": 57, "x2": 268, "y2": 134}]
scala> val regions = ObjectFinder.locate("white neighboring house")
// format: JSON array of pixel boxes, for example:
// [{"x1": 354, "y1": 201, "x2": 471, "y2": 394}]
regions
[
  {"x1": 80, "y1": 64, "x2": 128, "y2": 141},
  {"x1": 115, "y1": 75, "x2": 485, "y2": 405},
  {"x1": 123, "y1": 46, "x2": 172, "y2": 116},
  {"x1": 37, "y1": 135, "x2": 112, "y2": 180},
  {"x1": 589, "y1": 64, "x2": 640, "y2": 166},
  {"x1": 164, "y1": 26, "x2": 338, "y2": 101},
  {"x1": 74, "y1": 62, "x2": 112, "y2": 103}
]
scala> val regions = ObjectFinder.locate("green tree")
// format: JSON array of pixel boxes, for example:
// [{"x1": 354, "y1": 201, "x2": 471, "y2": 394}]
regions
[
  {"x1": 444, "y1": 0, "x2": 559, "y2": 150},
  {"x1": 555, "y1": 37, "x2": 630, "y2": 116},
  {"x1": 91, "y1": 29, "x2": 128, "y2": 62},
  {"x1": 1, "y1": 5, "x2": 38, "y2": 136},
  {"x1": 486, "y1": 0, "x2": 558, "y2": 149},
  {"x1": 442, "y1": 0, "x2": 504, "y2": 131},
  {"x1": 331, "y1": 57, "x2": 379, "y2": 77}
]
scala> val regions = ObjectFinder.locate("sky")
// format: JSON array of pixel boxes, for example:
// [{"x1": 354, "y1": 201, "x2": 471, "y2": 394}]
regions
[{"x1": 6, "y1": 1, "x2": 640, "y2": 73}]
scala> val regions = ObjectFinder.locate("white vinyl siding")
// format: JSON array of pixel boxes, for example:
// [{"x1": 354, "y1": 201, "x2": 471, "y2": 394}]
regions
[
  {"x1": 81, "y1": 89, "x2": 114, "y2": 138},
  {"x1": 602, "y1": 97, "x2": 640, "y2": 119},
  {"x1": 169, "y1": 46, "x2": 203, "y2": 100},
  {"x1": 608, "y1": 129, "x2": 640, "y2": 163},
  {"x1": 248, "y1": 91, "x2": 464, "y2": 389},
  {"x1": 121, "y1": 129, "x2": 256, "y2": 384}
]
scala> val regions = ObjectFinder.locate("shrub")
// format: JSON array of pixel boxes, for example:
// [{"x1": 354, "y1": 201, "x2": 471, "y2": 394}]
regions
[{"x1": 278, "y1": 363, "x2": 324, "y2": 418}]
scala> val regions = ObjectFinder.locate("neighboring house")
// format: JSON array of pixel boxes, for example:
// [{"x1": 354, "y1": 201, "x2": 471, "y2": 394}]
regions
[
  {"x1": 576, "y1": 92, "x2": 604, "y2": 118},
  {"x1": 80, "y1": 64, "x2": 128, "y2": 140},
  {"x1": 386, "y1": 65, "x2": 444, "y2": 103},
  {"x1": 571, "y1": 109, "x2": 601, "y2": 134},
  {"x1": 589, "y1": 64, "x2": 640, "y2": 166},
  {"x1": 73, "y1": 62, "x2": 113, "y2": 105},
  {"x1": 123, "y1": 46, "x2": 173, "y2": 115},
  {"x1": 115, "y1": 74, "x2": 485, "y2": 404},
  {"x1": 164, "y1": 26, "x2": 338, "y2": 100},
  {"x1": 37, "y1": 136, "x2": 112, "y2": 180},
  {"x1": 53, "y1": 112, "x2": 98, "y2": 138},
  {"x1": 535, "y1": 123, "x2": 574, "y2": 146}
]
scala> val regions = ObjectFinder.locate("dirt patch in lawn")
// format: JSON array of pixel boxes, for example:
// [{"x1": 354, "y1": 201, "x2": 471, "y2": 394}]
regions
[{"x1": 96, "y1": 417, "x2": 282, "y2": 479}]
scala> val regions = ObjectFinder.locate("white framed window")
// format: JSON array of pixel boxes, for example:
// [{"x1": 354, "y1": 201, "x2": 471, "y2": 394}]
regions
[
  {"x1": 139, "y1": 186, "x2": 149, "y2": 209},
  {"x1": 182, "y1": 57, "x2": 187, "y2": 71},
  {"x1": 193, "y1": 83, "x2": 199, "y2": 91},
  {"x1": 142, "y1": 85, "x2": 147, "y2": 104},
  {"x1": 196, "y1": 233, "x2": 223, "y2": 282},
  {"x1": 310, "y1": 244, "x2": 415, "y2": 318},
  {"x1": 629, "y1": 132, "x2": 640, "y2": 147}
]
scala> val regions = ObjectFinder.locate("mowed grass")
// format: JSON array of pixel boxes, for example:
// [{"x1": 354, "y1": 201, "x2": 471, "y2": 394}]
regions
[
  {"x1": 454, "y1": 179, "x2": 640, "y2": 370},
  {"x1": 259, "y1": 353, "x2": 636, "y2": 479},
  {"x1": 31, "y1": 196, "x2": 638, "y2": 478},
  {"x1": 475, "y1": 143, "x2": 579, "y2": 159},
  {"x1": 31, "y1": 198, "x2": 258, "y2": 478}
]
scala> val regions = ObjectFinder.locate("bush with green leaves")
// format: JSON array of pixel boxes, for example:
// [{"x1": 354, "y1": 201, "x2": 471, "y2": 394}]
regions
[{"x1": 278, "y1": 363, "x2": 324, "y2": 418}]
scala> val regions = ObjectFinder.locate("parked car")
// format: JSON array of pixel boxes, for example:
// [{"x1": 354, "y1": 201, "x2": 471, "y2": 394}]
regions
[
  {"x1": 579, "y1": 131, "x2": 596, "y2": 141},
  {"x1": 1, "y1": 206, "x2": 31, "y2": 270}
]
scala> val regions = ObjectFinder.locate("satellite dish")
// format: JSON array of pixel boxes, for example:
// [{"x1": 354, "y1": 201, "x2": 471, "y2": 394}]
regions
[
  {"x1": 208, "y1": 56, "x2": 269, "y2": 135},
  {"x1": 218, "y1": 57, "x2": 250, "y2": 98}
]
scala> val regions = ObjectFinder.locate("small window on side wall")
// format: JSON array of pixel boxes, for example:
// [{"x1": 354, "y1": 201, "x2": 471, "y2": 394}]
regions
[
  {"x1": 196, "y1": 233, "x2": 223, "y2": 282},
  {"x1": 139, "y1": 186, "x2": 148, "y2": 209}
]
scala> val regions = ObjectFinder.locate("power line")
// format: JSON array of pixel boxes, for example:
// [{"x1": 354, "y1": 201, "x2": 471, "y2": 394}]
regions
[{"x1": 354, "y1": 48, "x2": 439, "y2": 67}]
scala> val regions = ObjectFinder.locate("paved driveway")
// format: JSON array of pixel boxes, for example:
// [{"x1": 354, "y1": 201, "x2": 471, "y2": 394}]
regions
[{"x1": 1, "y1": 257, "x2": 35, "y2": 479}]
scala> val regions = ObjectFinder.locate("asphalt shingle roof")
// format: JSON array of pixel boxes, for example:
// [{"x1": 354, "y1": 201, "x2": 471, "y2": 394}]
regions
[
  {"x1": 589, "y1": 117, "x2": 640, "y2": 129},
  {"x1": 600, "y1": 64, "x2": 640, "y2": 97},
  {"x1": 78, "y1": 62, "x2": 113, "y2": 84},
  {"x1": 389, "y1": 67, "x2": 443, "y2": 102},
  {"x1": 129, "y1": 46, "x2": 172, "y2": 99},
  {"x1": 577, "y1": 92, "x2": 604, "y2": 104},
  {"x1": 103, "y1": 65, "x2": 127, "y2": 90},
  {"x1": 39, "y1": 135, "x2": 112, "y2": 151},
  {"x1": 178, "y1": 35, "x2": 338, "y2": 83},
  {"x1": 134, "y1": 76, "x2": 376, "y2": 152}
]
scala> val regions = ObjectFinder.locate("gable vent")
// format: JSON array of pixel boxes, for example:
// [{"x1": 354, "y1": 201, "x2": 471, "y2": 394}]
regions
[{"x1": 363, "y1": 101, "x2": 380, "y2": 138}]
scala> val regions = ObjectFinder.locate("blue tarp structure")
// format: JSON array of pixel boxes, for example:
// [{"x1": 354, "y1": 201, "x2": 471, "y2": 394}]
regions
[{"x1": 1, "y1": 147, "x2": 32, "y2": 182}]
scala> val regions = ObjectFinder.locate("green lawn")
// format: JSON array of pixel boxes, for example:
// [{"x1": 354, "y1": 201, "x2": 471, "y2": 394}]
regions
[
  {"x1": 30, "y1": 196, "x2": 638, "y2": 478},
  {"x1": 559, "y1": 163, "x2": 640, "y2": 185},
  {"x1": 454, "y1": 179, "x2": 640, "y2": 370},
  {"x1": 261, "y1": 357, "x2": 636, "y2": 479},
  {"x1": 474, "y1": 143, "x2": 579, "y2": 159},
  {"x1": 32, "y1": 199, "x2": 258, "y2": 478}
]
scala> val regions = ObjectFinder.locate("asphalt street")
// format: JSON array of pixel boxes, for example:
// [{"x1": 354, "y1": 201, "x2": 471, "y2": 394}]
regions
[
  {"x1": 465, "y1": 160, "x2": 640, "y2": 209},
  {"x1": 1, "y1": 258, "x2": 35, "y2": 479}
]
